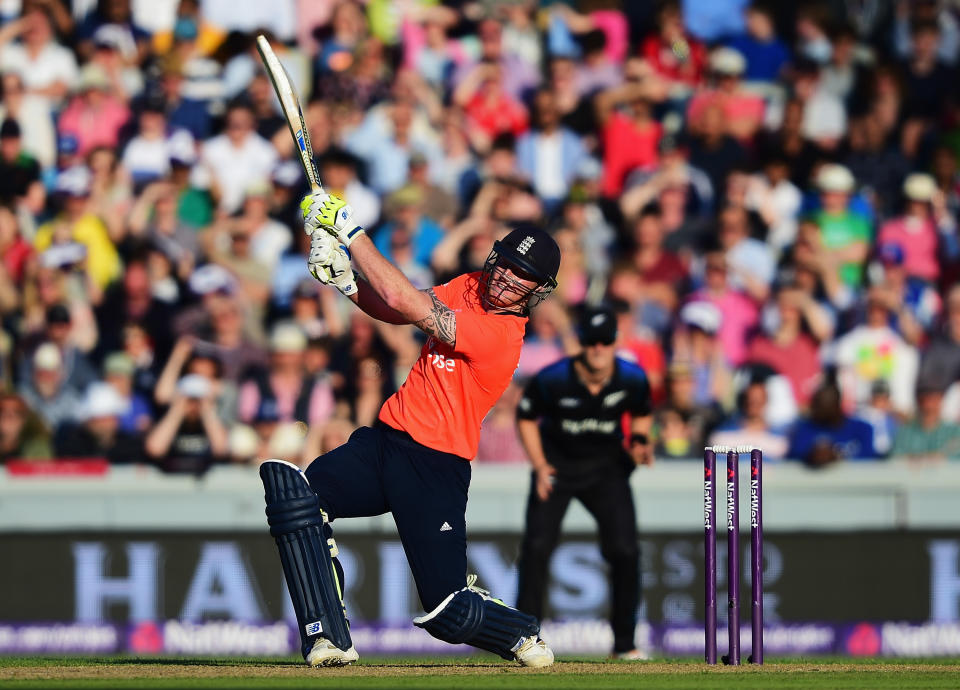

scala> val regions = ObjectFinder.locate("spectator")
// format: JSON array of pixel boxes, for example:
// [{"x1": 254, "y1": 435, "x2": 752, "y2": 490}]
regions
[
  {"x1": 315, "y1": 0, "x2": 368, "y2": 74},
  {"x1": 640, "y1": 0, "x2": 707, "y2": 94},
  {"x1": 743, "y1": 154, "x2": 801, "y2": 256},
  {"x1": 833, "y1": 287, "x2": 919, "y2": 416},
  {"x1": 454, "y1": 61, "x2": 529, "y2": 150},
  {"x1": 18, "y1": 342, "x2": 82, "y2": 430},
  {"x1": 686, "y1": 47, "x2": 765, "y2": 142},
  {"x1": 288, "y1": 279, "x2": 344, "y2": 340},
  {"x1": 144, "y1": 373, "x2": 229, "y2": 474},
  {"x1": 450, "y1": 18, "x2": 539, "y2": 101},
  {"x1": 195, "y1": 100, "x2": 278, "y2": 214},
  {"x1": 687, "y1": 104, "x2": 747, "y2": 200},
  {"x1": 87, "y1": 24, "x2": 144, "y2": 100},
  {"x1": 687, "y1": 253, "x2": 759, "y2": 367},
  {"x1": 33, "y1": 165, "x2": 122, "y2": 290},
  {"x1": 0, "y1": 71, "x2": 56, "y2": 170},
  {"x1": 878, "y1": 174, "x2": 952, "y2": 284},
  {"x1": 516, "y1": 88, "x2": 587, "y2": 212},
  {"x1": 0, "y1": 118, "x2": 41, "y2": 207},
  {"x1": 55, "y1": 382, "x2": 143, "y2": 463},
  {"x1": 892, "y1": 380, "x2": 960, "y2": 461},
  {"x1": 0, "y1": 392, "x2": 52, "y2": 462},
  {"x1": 20, "y1": 303, "x2": 98, "y2": 392},
  {"x1": 843, "y1": 113, "x2": 910, "y2": 218},
  {"x1": 619, "y1": 136, "x2": 714, "y2": 240},
  {"x1": 716, "y1": 203, "x2": 775, "y2": 303},
  {"x1": 821, "y1": 24, "x2": 867, "y2": 104},
  {"x1": 628, "y1": 204, "x2": 686, "y2": 319},
  {"x1": 654, "y1": 360, "x2": 723, "y2": 459},
  {"x1": 595, "y1": 68, "x2": 661, "y2": 199},
  {"x1": 155, "y1": 336, "x2": 238, "y2": 425},
  {"x1": 811, "y1": 164, "x2": 872, "y2": 289},
  {"x1": 406, "y1": 151, "x2": 457, "y2": 229},
  {"x1": 0, "y1": 4, "x2": 78, "y2": 107},
  {"x1": 103, "y1": 351, "x2": 152, "y2": 434},
  {"x1": 790, "y1": 59, "x2": 847, "y2": 150},
  {"x1": 400, "y1": 5, "x2": 463, "y2": 90},
  {"x1": 317, "y1": 148, "x2": 380, "y2": 230},
  {"x1": 709, "y1": 380, "x2": 789, "y2": 459},
  {"x1": 373, "y1": 185, "x2": 444, "y2": 270},
  {"x1": 921, "y1": 285, "x2": 960, "y2": 388},
  {"x1": 724, "y1": 3, "x2": 790, "y2": 84},
  {"x1": 121, "y1": 97, "x2": 195, "y2": 188},
  {"x1": 57, "y1": 64, "x2": 130, "y2": 157},
  {"x1": 157, "y1": 56, "x2": 212, "y2": 140},
  {"x1": 238, "y1": 322, "x2": 335, "y2": 427},
  {"x1": 0, "y1": 203, "x2": 31, "y2": 286},
  {"x1": 869, "y1": 243, "x2": 941, "y2": 346},
  {"x1": 672, "y1": 301, "x2": 733, "y2": 407},
  {"x1": 858, "y1": 379, "x2": 898, "y2": 457},
  {"x1": 902, "y1": 19, "x2": 956, "y2": 121},
  {"x1": 789, "y1": 378, "x2": 878, "y2": 466},
  {"x1": 894, "y1": 0, "x2": 960, "y2": 66},
  {"x1": 747, "y1": 284, "x2": 830, "y2": 408},
  {"x1": 346, "y1": 97, "x2": 443, "y2": 194}
]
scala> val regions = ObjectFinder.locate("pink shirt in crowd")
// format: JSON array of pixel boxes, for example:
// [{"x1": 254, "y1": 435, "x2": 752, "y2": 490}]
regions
[
  {"x1": 877, "y1": 216, "x2": 940, "y2": 282},
  {"x1": 57, "y1": 97, "x2": 129, "y2": 157},
  {"x1": 691, "y1": 289, "x2": 759, "y2": 366}
]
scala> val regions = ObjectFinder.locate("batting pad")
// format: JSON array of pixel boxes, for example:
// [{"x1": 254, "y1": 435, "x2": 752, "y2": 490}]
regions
[
  {"x1": 260, "y1": 459, "x2": 352, "y2": 655},
  {"x1": 413, "y1": 588, "x2": 540, "y2": 659}
]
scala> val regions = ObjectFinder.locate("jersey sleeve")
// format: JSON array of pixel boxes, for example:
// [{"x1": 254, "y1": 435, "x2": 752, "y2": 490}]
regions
[{"x1": 517, "y1": 372, "x2": 547, "y2": 420}]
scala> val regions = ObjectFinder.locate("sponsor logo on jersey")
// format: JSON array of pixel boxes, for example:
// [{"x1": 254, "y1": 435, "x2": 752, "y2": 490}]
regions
[
  {"x1": 558, "y1": 397, "x2": 580, "y2": 408},
  {"x1": 560, "y1": 418, "x2": 618, "y2": 434},
  {"x1": 602, "y1": 390, "x2": 628, "y2": 408}
]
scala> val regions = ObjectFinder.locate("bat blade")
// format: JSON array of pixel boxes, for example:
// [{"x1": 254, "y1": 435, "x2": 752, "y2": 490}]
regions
[{"x1": 256, "y1": 35, "x2": 322, "y2": 193}]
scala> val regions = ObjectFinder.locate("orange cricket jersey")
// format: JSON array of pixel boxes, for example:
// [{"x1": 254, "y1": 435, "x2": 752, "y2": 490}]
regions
[{"x1": 378, "y1": 272, "x2": 527, "y2": 459}]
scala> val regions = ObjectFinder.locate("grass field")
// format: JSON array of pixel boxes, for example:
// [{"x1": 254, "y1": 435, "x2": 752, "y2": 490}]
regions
[{"x1": 1, "y1": 656, "x2": 960, "y2": 689}]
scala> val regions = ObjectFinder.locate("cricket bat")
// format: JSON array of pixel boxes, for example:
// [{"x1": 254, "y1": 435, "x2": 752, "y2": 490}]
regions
[{"x1": 256, "y1": 35, "x2": 322, "y2": 194}]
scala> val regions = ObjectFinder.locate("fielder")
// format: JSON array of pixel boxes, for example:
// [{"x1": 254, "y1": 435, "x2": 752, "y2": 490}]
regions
[
  {"x1": 259, "y1": 190, "x2": 561, "y2": 667},
  {"x1": 515, "y1": 305, "x2": 653, "y2": 659}
]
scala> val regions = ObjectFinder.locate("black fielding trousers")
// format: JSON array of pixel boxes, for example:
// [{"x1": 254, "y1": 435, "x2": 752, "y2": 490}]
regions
[
  {"x1": 515, "y1": 465, "x2": 640, "y2": 654},
  {"x1": 304, "y1": 422, "x2": 471, "y2": 613}
]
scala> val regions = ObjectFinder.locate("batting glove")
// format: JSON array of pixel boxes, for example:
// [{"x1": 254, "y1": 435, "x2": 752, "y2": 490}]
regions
[
  {"x1": 301, "y1": 192, "x2": 365, "y2": 247},
  {"x1": 308, "y1": 231, "x2": 357, "y2": 297}
]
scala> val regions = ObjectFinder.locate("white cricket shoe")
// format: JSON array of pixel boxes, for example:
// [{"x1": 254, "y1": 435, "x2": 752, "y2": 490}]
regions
[
  {"x1": 514, "y1": 635, "x2": 554, "y2": 667},
  {"x1": 612, "y1": 648, "x2": 651, "y2": 661},
  {"x1": 306, "y1": 637, "x2": 359, "y2": 667}
]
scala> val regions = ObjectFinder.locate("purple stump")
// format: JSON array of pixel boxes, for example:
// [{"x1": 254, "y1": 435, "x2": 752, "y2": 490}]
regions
[
  {"x1": 750, "y1": 448, "x2": 764, "y2": 664},
  {"x1": 704, "y1": 448, "x2": 717, "y2": 665},
  {"x1": 725, "y1": 449, "x2": 740, "y2": 665}
]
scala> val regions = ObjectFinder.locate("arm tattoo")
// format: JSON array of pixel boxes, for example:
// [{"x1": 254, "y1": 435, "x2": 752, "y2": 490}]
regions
[{"x1": 414, "y1": 288, "x2": 457, "y2": 347}]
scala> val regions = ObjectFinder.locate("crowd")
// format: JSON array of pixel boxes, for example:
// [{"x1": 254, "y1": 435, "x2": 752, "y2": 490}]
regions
[{"x1": 0, "y1": 0, "x2": 959, "y2": 472}]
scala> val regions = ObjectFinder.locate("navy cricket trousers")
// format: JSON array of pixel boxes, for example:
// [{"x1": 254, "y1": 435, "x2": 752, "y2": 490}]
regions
[{"x1": 304, "y1": 422, "x2": 472, "y2": 612}]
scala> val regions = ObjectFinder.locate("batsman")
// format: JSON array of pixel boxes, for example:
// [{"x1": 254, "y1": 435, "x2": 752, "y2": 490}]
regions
[{"x1": 259, "y1": 190, "x2": 561, "y2": 667}]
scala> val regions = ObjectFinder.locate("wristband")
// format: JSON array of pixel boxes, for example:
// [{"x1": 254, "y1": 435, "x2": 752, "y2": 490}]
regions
[{"x1": 630, "y1": 433, "x2": 649, "y2": 446}]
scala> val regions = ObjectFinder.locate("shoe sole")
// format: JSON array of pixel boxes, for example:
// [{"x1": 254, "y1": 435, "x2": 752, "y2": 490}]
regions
[
  {"x1": 309, "y1": 656, "x2": 356, "y2": 667},
  {"x1": 308, "y1": 648, "x2": 359, "y2": 667}
]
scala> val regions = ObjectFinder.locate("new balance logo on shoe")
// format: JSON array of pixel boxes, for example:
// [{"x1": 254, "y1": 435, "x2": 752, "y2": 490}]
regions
[{"x1": 440, "y1": 522, "x2": 453, "y2": 532}]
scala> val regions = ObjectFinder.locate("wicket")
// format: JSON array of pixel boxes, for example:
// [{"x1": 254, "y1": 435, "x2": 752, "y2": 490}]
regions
[{"x1": 703, "y1": 445, "x2": 763, "y2": 665}]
